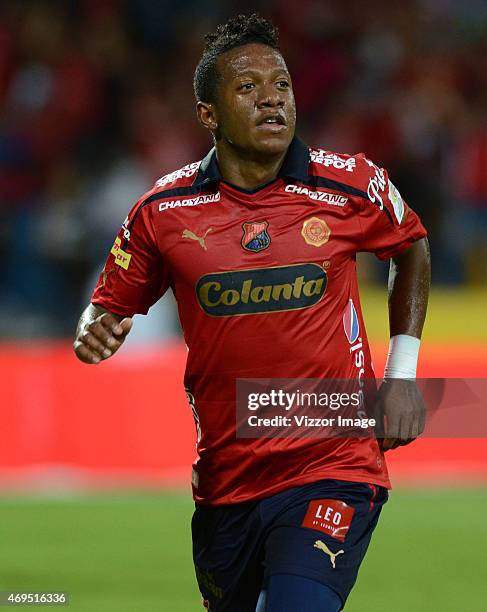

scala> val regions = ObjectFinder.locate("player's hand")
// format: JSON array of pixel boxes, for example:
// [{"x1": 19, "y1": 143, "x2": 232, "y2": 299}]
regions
[
  {"x1": 375, "y1": 379, "x2": 426, "y2": 451},
  {"x1": 73, "y1": 313, "x2": 133, "y2": 365}
]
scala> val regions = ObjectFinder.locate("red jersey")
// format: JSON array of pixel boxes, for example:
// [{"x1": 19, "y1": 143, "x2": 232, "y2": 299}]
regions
[{"x1": 92, "y1": 137, "x2": 427, "y2": 504}]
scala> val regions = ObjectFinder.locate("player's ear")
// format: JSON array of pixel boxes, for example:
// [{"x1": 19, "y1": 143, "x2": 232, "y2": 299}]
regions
[{"x1": 196, "y1": 101, "x2": 218, "y2": 134}]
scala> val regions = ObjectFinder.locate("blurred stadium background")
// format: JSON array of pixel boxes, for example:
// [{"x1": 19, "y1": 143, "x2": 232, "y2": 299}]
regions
[{"x1": 1, "y1": 0, "x2": 486, "y2": 610}]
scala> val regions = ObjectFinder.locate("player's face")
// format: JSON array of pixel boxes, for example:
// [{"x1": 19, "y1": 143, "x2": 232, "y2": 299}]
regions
[{"x1": 212, "y1": 43, "x2": 296, "y2": 157}]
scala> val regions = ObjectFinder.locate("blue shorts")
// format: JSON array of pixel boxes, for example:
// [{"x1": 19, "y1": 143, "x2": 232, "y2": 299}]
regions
[{"x1": 192, "y1": 479, "x2": 388, "y2": 611}]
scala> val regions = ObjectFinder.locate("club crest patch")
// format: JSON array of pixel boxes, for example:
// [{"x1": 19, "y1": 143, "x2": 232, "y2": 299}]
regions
[
  {"x1": 301, "y1": 217, "x2": 331, "y2": 247},
  {"x1": 241, "y1": 221, "x2": 271, "y2": 252}
]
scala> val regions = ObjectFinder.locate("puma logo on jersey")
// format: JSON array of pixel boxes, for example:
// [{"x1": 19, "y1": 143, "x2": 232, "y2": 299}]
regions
[
  {"x1": 313, "y1": 540, "x2": 344, "y2": 569},
  {"x1": 182, "y1": 227, "x2": 213, "y2": 250}
]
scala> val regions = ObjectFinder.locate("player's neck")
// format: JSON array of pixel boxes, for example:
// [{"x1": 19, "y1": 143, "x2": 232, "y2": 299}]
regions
[{"x1": 215, "y1": 144, "x2": 287, "y2": 190}]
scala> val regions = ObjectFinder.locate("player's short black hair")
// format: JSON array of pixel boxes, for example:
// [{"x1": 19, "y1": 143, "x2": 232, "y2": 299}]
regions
[{"x1": 193, "y1": 13, "x2": 280, "y2": 103}]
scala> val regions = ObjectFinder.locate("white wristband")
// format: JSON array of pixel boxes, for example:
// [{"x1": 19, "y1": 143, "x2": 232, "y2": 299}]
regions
[{"x1": 384, "y1": 334, "x2": 421, "y2": 379}]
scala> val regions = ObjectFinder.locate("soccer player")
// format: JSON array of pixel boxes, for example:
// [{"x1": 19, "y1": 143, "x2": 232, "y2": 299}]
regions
[{"x1": 73, "y1": 14, "x2": 430, "y2": 611}]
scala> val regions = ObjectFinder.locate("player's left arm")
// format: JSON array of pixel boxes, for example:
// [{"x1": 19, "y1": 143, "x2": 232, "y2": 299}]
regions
[
  {"x1": 354, "y1": 155, "x2": 431, "y2": 449},
  {"x1": 389, "y1": 237, "x2": 430, "y2": 341},
  {"x1": 378, "y1": 236, "x2": 431, "y2": 451}
]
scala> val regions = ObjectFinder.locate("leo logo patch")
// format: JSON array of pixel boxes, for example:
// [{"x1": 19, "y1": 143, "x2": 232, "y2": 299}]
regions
[{"x1": 302, "y1": 499, "x2": 355, "y2": 542}]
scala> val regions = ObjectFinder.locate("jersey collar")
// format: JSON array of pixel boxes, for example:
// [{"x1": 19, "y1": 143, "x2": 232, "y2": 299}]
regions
[{"x1": 192, "y1": 136, "x2": 310, "y2": 188}]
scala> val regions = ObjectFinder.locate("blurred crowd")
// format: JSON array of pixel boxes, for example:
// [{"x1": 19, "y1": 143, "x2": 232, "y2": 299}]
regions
[{"x1": 1, "y1": 0, "x2": 486, "y2": 339}]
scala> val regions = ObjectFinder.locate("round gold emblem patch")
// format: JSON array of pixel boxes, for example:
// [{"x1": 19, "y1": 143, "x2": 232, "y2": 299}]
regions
[{"x1": 301, "y1": 217, "x2": 331, "y2": 247}]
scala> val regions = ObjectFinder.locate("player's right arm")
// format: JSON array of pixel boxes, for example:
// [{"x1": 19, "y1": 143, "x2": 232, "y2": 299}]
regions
[
  {"x1": 73, "y1": 304, "x2": 133, "y2": 365},
  {"x1": 73, "y1": 188, "x2": 169, "y2": 365}
]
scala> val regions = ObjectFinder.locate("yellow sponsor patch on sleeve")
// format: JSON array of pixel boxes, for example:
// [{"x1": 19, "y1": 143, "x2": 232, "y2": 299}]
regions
[{"x1": 110, "y1": 236, "x2": 132, "y2": 270}]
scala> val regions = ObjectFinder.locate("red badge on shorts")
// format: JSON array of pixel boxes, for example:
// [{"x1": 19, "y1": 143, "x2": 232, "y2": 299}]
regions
[{"x1": 301, "y1": 499, "x2": 355, "y2": 542}]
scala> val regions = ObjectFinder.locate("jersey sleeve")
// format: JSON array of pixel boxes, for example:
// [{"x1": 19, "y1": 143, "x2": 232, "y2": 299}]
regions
[
  {"x1": 356, "y1": 156, "x2": 427, "y2": 260},
  {"x1": 91, "y1": 200, "x2": 170, "y2": 317}
]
